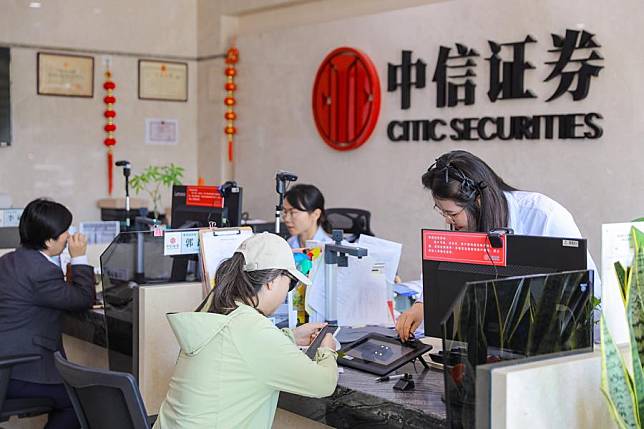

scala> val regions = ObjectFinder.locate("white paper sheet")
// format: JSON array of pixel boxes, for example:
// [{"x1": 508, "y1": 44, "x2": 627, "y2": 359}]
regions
[
  {"x1": 356, "y1": 235, "x2": 402, "y2": 284},
  {"x1": 336, "y1": 255, "x2": 390, "y2": 326},
  {"x1": 200, "y1": 228, "x2": 253, "y2": 289},
  {"x1": 305, "y1": 251, "x2": 390, "y2": 326}
]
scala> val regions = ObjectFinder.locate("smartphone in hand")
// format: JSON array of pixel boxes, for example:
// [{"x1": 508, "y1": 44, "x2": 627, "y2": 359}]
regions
[{"x1": 305, "y1": 325, "x2": 340, "y2": 359}]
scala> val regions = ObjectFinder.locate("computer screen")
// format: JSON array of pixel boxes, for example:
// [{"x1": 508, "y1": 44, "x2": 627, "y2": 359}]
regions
[
  {"x1": 169, "y1": 184, "x2": 243, "y2": 282},
  {"x1": 170, "y1": 184, "x2": 242, "y2": 229},
  {"x1": 422, "y1": 229, "x2": 587, "y2": 338},
  {"x1": 0, "y1": 227, "x2": 19, "y2": 249}
]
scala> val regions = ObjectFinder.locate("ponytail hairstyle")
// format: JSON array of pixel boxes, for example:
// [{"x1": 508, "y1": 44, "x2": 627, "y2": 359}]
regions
[
  {"x1": 208, "y1": 253, "x2": 286, "y2": 315},
  {"x1": 284, "y1": 184, "x2": 331, "y2": 234},
  {"x1": 421, "y1": 150, "x2": 518, "y2": 233}
]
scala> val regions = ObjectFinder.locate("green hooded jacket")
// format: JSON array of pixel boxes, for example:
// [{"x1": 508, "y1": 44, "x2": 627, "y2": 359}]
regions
[{"x1": 153, "y1": 303, "x2": 338, "y2": 428}]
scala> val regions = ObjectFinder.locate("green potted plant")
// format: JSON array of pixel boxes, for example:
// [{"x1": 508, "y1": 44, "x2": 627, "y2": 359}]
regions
[
  {"x1": 600, "y1": 226, "x2": 644, "y2": 428},
  {"x1": 130, "y1": 163, "x2": 184, "y2": 220}
]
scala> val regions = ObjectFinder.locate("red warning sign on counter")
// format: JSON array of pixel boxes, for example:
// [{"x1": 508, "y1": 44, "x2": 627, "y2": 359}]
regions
[
  {"x1": 186, "y1": 186, "x2": 224, "y2": 208},
  {"x1": 422, "y1": 230, "x2": 506, "y2": 266}
]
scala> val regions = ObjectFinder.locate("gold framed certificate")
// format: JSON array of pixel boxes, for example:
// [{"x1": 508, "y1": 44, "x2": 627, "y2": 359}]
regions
[
  {"x1": 138, "y1": 60, "x2": 188, "y2": 102},
  {"x1": 37, "y1": 52, "x2": 94, "y2": 97}
]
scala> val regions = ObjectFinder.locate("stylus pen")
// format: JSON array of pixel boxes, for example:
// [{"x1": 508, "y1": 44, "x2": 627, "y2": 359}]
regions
[{"x1": 375, "y1": 373, "x2": 411, "y2": 382}]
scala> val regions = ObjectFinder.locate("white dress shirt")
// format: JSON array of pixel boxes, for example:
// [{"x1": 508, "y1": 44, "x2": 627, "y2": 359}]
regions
[
  {"x1": 40, "y1": 251, "x2": 89, "y2": 268},
  {"x1": 287, "y1": 226, "x2": 333, "y2": 249}
]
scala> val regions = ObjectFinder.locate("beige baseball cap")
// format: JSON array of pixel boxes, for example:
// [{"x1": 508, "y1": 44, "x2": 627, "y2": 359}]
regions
[{"x1": 236, "y1": 232, "x2": 312, "y2": 286}]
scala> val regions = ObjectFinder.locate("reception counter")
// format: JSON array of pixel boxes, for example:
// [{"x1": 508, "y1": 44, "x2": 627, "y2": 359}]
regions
[
  {"x1": 279, "y1": 361, "x2": 446, "y2": 428},
  {"x1": 61, "y1": 309, "x2": 447, "y2": 428}
]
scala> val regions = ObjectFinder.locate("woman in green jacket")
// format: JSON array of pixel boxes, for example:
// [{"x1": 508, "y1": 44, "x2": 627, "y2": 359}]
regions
[{"x1": 154, "y1": 232, "x2": 338, "y2": 429}]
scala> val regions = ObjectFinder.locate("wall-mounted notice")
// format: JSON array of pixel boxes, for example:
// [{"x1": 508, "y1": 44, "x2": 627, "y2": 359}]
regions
[{"x1": 145, "y1": 118, "x2": 178, "y2": 145}]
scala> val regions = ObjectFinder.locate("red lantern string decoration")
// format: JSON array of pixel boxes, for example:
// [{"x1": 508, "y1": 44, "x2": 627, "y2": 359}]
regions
[
  {"x1": 224, "y1": 47, "x2": 239, "y2": 162},
  {"x1": 103, "y1": 70, "x2": 117, "y2": 195}
]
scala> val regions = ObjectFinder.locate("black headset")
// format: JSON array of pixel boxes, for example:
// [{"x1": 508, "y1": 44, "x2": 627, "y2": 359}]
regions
[{"x1": 426, "y1": 156, "x2": 487, "y2": 201}]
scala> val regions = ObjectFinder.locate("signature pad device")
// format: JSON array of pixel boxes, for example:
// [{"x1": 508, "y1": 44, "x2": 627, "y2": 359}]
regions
[{"x1": 337, "y1": 333, "x2": 432, "y2": 376}]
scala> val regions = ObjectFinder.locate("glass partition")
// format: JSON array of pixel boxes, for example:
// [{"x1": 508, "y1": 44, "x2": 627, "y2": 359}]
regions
[
  {"x1": 99, "y1": 229, "x2": 201, "y2": 373},
  {"x1": 441, "y1": 269, "x2": 594, "y2": 429}
]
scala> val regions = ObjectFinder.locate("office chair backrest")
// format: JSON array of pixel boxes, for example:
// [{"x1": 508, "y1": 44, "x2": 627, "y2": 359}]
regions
[
  {"x1": 326, "y1": 208, "x2": 374, "y2": 243},
  {"x1": 1, "y1": 355, "x2": 53, "y2": 422},
  {"x1": 54, "y1": 352, "x2": 149, "y2": 429}
]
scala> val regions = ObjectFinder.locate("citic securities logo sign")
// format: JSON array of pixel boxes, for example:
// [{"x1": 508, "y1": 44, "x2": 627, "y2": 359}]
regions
[{"x1": 312, "y1": 47, "x2": 381, "y2": 151}]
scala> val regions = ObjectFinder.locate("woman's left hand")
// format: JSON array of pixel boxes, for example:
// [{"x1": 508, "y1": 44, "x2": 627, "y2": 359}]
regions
[{"x1": 293, "y1": 322, "x2": 327, "y2": 346}]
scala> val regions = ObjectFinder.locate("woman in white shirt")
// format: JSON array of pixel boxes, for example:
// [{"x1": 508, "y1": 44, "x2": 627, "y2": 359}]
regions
[
  {"x1": 395, "y1": 150, "x2": 600, "y2": 341},
  {"x1": 283, "y1": 184, "x2": 333, "y2": 248}
]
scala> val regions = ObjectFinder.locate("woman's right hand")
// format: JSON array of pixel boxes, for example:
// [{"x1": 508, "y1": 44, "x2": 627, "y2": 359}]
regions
[
  {"x1": 395, "y1": 302, "x2": 424, "y2": 342},
  {"x1": 68, "y1": 232, "x2": 88, "y2": 258},
  {"x1": 320, "y1": 333, "x2": 337, "y2": 351}
]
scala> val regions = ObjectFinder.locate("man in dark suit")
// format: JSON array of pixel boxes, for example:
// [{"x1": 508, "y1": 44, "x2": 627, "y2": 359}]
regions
[{"x1": 0, "y1": 199, "x2": 95, "y2": 429}]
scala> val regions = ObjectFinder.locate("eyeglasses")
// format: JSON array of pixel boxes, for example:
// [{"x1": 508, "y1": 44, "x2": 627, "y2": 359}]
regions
[
  {"x1": 284, "y1": 272, "x2": 299, "y2": 292},
  {"x1": 281, "y1": 208, "x2": 306, "y2": 220},
  {"x1": 433, "y1": 204, "x2": 465, "y2": 223}
]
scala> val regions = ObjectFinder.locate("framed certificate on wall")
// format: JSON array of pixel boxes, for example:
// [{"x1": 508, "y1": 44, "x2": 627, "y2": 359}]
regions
[
  {"x1": 138, "y1": 60, "x2": 188, "y2": 102},
  {"x1": 37, "y1": 52, "x2": 94, "y2": 97}
]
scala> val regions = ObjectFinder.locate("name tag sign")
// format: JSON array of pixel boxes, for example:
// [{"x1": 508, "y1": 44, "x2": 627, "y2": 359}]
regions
[
  {"x1": 422, "y1": 230, "x2": 507, "y2": 267},
  {"x1": 164, "y1": 230, "x2": 200, "y2": 256},
  {"x1": 186, "y1": 186, "x2": 224, "y2": 208}
]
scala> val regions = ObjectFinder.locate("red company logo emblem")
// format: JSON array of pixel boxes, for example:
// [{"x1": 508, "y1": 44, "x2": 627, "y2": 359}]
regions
[{"x1": 312, "y1": 47, "x2": 381, "y2": 151}]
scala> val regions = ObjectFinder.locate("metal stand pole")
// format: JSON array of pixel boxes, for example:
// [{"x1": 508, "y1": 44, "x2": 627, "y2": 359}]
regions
[{"x1": 324, "y1": 261, "x2": 337, "y2": 324}]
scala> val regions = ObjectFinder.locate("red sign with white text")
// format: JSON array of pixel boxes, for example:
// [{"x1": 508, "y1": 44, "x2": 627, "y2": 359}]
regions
[
  {"x1": 186, "y1": 186, "x2": 224, "y2": 208},
  {"x1": 422, "y1": 230, "x2": 507, "y2": 266}
]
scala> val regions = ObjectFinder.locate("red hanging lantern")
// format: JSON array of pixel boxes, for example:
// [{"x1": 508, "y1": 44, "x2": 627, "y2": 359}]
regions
[
  {"x1": 103, "y1": 69, "x2": 117, "y2": 195},
  {"x1": 224, "y1": 46, "x2": 238, "y2": 162}
]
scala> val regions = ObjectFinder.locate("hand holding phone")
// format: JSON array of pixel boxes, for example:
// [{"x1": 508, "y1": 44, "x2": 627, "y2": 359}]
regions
[{"x1": 305, "y1": 325, "x2": 340, "y2": 359}]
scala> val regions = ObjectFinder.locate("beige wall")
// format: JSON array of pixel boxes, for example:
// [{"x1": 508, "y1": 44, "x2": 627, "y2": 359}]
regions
[
  {"x1": 0, "y1": 0, "x2": 199, "y2": 222},
  {"x1": 233, "y1": 0, "x2": 644, "y2": 279},
  {"x1": 1, "y1": 0, "x2": 643, "y2": 279}
]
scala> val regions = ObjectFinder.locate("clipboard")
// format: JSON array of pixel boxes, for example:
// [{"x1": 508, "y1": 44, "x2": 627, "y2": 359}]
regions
[{"x1": 198, "y1": 225, "x2": 253, "y2": 295}]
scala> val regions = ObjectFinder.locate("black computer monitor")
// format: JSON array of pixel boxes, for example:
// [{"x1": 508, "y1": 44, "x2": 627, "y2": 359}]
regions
[
  {"x1": 422, "y1": 229, "x2": 588, "y2": 338},
  {"x1": 0, "y1": 227, "x2": 19, "y2": 249},
  {"x1": 170, "y1": 183, "x2": 242, "y2": 229},
  {"x1": 169, "y1": 184, "x2": 242, "y2": 281}
]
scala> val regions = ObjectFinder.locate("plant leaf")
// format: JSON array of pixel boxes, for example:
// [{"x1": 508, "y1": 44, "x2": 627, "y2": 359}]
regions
[
  {"x1": 616, "y1": 261, "x2": 629, "y2": 304},
  {"x1": 627, "y1": 274, "x2": 644, "y2": 423},
  {"x1": 600, "y1": 317, "x2": 640, "y2": 428},
  {"x1": 627, "y1": 227, "x2": 644, "y2": 420}
]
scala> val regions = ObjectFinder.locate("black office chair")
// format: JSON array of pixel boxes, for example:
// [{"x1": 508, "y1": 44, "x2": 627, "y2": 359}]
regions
[
  {"x1": 0, "y1": 354, "x2": 54, "y2": 423},
  {"x1": 326, "y1": 208, "x2": 374, "y2": 243},
  {"x1": 54, "y1": 352, "x2": 156, "y2": 429}
]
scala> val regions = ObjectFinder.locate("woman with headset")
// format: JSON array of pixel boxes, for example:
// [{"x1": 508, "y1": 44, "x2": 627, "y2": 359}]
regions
[{"x1": 395, "y1": 150, "x2": 600, "y2": 341}]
